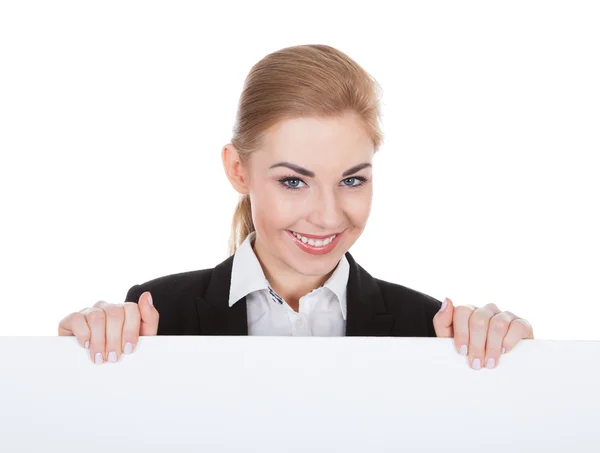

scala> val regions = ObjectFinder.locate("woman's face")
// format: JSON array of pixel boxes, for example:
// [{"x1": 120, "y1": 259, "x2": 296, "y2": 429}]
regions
[{"x1": 224, "y1": 111, "x2": 374, "y2": 277}]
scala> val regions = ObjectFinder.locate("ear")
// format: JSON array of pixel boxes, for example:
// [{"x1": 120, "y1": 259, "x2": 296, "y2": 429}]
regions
[{"x1": 222, "y1": 144, "x2": 250, "y2": 195}]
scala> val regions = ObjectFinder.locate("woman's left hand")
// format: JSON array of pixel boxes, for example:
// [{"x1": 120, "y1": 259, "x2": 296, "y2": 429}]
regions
[{"x1": 433, "y1": 297, "x2": 534, "y2": 370}]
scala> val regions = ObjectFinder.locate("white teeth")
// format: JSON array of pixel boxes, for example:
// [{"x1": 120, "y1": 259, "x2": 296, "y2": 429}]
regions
[{"x1": 291, "y1": 231, "x2": 337, "y2": 246}]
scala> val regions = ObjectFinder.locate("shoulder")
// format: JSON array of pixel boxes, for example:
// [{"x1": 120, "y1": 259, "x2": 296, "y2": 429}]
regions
[
  {"x1": 374, "y1": 277, "x2": 442, "y2": 314},
  {"x1": 345, "y1": 251, "x2": 443, "y2": 336},
  {"x1": 124, "y1": 268, "x2": 214, "y2": 303},
  {"x1": 373, "y1": 277, "x2": 443, "y2": 336}
]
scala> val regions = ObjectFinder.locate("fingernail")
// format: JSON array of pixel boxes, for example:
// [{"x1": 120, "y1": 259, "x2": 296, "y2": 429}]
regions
[
  {"x1": 486, "y1": 358, "x2": 495, "y2": 369},
  {"x1": 472, "y1": 358, "x2": 481, "y2": 370},
  {"x1": 124, "y1": 342, "x2": 133, "y2": 354},
  {"x1": 108, "y1": 351, "x2": 117, "y2": 363},
  {"x1": 502, "y1": 347, "x2": 506, "y2": 354},
  {"x1": 148, "y1": 293, "x2": 153, "y2": 306},
  {"x1": 459, "y1": 344, "x2": 468, "y2": 356},
  {"x1": 439, "y1": 298, "x2": 447, "y2": 312},
  {"x1": 84, "y1": 340, "x2": 89, "y2": 349},
  {"x1": 95, "y1": 353, "x2": 103, "y2": 365}
]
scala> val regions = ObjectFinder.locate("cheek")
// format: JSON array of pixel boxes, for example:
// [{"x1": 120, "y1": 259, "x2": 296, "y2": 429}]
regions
[
  {"x1": 345, "y1": 190, "x2": 372, "y2": 227},
  {"x1": 251, "y1": 188, "x2": 296, "y2": 228}
]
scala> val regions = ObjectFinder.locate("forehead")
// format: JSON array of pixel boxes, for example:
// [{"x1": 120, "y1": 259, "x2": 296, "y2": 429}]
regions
[{"x1": 257, "y1": 113, "x2": 374, "y2": 164}]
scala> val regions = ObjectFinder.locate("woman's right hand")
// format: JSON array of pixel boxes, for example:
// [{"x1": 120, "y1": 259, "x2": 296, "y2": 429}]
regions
[{"x1": 58, "y1": 291, "x2": 159, "y2": 365}]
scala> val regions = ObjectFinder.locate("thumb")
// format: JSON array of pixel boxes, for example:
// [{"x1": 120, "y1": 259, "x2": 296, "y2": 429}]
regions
[
  {"x1": 139, "y1": 291, "x2": 159, "y2": 336},
  {"x1": 433, "y1": 297, "x2": 454, "y2": 337}
]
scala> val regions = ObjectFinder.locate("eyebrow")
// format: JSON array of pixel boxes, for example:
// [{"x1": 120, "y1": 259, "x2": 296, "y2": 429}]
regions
[{"x1": 269, "y1": 162, "x2": 372, "y2": 178}]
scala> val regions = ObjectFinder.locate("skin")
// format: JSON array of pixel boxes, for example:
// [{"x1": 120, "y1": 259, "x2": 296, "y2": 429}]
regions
[
  {"x1": 222, "y1": 111, "x2": 374, "y2": 310},
  {"x1": 434, "y1": 298, "x2": 534, "y2": 370},
  {"x1": 58, "y1": 110, "x2": 534, "y2": 368}
]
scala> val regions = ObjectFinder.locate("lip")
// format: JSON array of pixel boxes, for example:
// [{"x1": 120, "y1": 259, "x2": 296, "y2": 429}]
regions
[{"x1": 286, "y1": 229, "x2": 343, "y2": 256}]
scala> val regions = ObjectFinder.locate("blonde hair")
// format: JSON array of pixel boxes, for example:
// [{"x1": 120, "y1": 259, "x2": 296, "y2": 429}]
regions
[{"x1": 227, "y1": 44, "x2": 384, "y2": 257}]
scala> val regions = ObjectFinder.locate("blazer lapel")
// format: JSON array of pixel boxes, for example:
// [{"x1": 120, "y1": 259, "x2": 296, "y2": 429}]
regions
[
  {"x1": 194, "y1": 254, "x2": 248, "y2": 335},
  {"x1": 193, "y1": 250, "x2": 394, "y2": 337},
  {"x1": 344, "y1": 251, "x2": 395, "y2": 336}
]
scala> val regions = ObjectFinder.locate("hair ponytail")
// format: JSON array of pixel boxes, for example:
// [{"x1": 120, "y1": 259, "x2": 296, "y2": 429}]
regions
[{"x1": 228, "y1": 193, "x2": 255, "y2": 257}]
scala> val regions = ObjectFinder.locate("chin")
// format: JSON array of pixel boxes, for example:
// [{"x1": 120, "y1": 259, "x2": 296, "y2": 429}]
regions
[{"x1": 287, "y1": 260, "x2": 340, "y2": 278}]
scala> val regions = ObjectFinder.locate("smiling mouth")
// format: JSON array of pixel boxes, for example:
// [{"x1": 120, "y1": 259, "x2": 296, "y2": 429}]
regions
[{"x1": 287, "y1": 230, "x2": 341, "y2": 247}]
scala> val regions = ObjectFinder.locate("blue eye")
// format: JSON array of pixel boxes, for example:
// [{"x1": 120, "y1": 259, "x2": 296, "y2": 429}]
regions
[
  {"x1": 282, "y1": 178, "x2": 304, "y2": 189},
  {"x1": 277, "y1": 175, "x2": 369, "y2": 191},
  {"x1": 279, "y1": 176, "x2": 304, "y2": 190}
]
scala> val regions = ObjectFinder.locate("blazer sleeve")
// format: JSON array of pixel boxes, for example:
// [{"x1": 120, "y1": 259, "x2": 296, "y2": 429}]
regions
[
  {"x1": 124, "y1": 284, "x2": 142, "y2": 304},
  {"x1": 425, "y1": 297, "x2": 443, "y2": 337},
  {"x1": 120, "y1": 271, "x2": 205, "y2": 335}
]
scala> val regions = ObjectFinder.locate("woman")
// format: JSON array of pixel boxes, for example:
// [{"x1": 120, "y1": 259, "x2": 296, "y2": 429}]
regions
[{"x1": 58, "y1": 44, "x2": 534, "y2": 369}]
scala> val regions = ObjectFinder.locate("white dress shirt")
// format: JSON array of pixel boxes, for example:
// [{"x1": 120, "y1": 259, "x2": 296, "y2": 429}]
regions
[{"x1": 227, "y1": 231, "x2": 349, "y2": 336}]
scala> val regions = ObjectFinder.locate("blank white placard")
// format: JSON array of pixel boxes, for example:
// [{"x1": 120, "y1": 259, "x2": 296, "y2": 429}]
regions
[{"x1": 0, "y1": 336, "x2": 598, "y2": 452}]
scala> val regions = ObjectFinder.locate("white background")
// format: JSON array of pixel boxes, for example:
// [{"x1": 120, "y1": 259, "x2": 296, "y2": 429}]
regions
[{"x1": 0, "y1": 1, "x2": 598, "y2": 339}]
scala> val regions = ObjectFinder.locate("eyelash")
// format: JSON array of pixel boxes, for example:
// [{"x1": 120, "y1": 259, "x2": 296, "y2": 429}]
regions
[{"x1": 277, "y1": 174, "x2": 370, "y2": 191}]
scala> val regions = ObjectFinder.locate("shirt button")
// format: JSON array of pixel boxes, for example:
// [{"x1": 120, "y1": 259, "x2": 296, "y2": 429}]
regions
[{"x1": 295, "y1": 317, "x2": 305, "y2": 329}]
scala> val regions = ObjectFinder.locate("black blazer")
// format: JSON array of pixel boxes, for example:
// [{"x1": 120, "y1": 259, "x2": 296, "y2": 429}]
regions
[{"x1": 124, "y1": 250, "x2": 443, "y2": 337}]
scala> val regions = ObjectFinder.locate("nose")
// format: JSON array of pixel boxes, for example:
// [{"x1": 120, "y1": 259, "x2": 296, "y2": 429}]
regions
[{"x1": 307, "y1": 188, "x2": 345, "y2": 232}]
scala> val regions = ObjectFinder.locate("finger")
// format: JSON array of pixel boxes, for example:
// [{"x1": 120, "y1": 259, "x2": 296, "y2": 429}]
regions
[
  {"x1": 433, "y1": 297, "x2": 454, "y2": 337},
  {"x1": 501, "y1": 317, "x2": 534, "y2": 353},
  {"x1": 484, "y1": 311, "x2": 518, "y2": 369},
  {"x1": 122, "y1": 302, "x2": 141, "y2": 354},
  {"x1": 58, "y1": 312, "x2": 91, "y2": 349},
  {"x1": 82, "y1": 306, "x2": 106, "y2": 365},
  {"x1": 99, "y1": 303, "x2": 125, "y2": 363},
  {"x1": 452, "y1": 304, "x2": 476, "y2": 356},
  {"x1": 468, "y1": 304, "x2": 502, "y2": 370},
  {"x1": 139, "y1": 291, "x2": 159, "y2": 336}
]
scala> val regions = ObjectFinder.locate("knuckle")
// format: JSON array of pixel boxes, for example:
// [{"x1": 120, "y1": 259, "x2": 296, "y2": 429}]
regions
[
  {"x1": 122, "y1": 307, "x2": 141, "y2": 337},
  {"x1": 453, "y1": 305, "x2": 467, "y2": 315},
  {"x1": 479, "y1": 308, "x2": 495, "y2": 319},
  {"x1": 454, "y1": 305, "x2": 475, "y2": 318},
  {"x1": 490, "y1": 317, "x2": 510, "y2": 333},
  {"x1": 513, "y1": 317, "x2": 531, "y2": 331},
  {"x1": 103, "y1": 305, "x2": 124, "y2": 320},
  {"x1": 70, "y1": 311, "x2": 84, "y2": 320},
  {"x1": 123, "y1": 305, "x2": 141, "y2": 324},
  {"x1": 469, "y1": 314, "x2": 488, "y2": 329},
  {"x1": 59, "y1": 312, "x2": 76, "y2": 326},
  {"x1": 123, "y1": 302, "x2": 141, "y2": 314},
  {"x1": 484, "y1": 302, "x2": 500, "y2": 312},
  {"x1": 86, "y1": 310, "x2": 105, "y2": 325}
]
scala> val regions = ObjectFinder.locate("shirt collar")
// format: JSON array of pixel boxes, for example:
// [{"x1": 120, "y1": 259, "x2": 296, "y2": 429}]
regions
[{"x1": 228, "y1": 230, "x2": 349, "y2": 320}]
